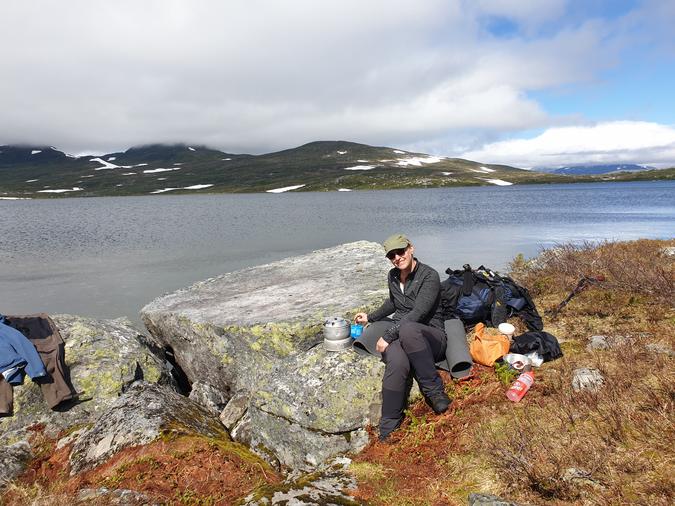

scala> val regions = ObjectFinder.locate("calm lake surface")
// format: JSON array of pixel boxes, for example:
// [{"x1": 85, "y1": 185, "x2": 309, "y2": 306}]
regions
[{"x1": 1, "y1": 181, "x2": 673, "y2": 324}]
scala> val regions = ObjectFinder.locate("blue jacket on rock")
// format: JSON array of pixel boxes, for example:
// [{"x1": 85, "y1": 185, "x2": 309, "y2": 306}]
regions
[{"x1": 0, "y1": 314, "x2": 47, "y2": 384}]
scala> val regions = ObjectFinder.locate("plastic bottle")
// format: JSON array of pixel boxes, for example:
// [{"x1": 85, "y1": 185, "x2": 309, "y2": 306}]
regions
[{"x1": 506, "y1": 366, "x2": 535, "y2": 402}]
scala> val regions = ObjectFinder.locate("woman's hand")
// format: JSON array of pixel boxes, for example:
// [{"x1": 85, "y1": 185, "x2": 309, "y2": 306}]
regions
[
  {"x1": 375, "y1": 337, "x2": 389, "y2": 353},
  {"x1": 354, "y1": 313, "x2": 368, "y2": 324}
]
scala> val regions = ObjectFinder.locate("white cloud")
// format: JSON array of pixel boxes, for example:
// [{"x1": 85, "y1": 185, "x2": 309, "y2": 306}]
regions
[
  {"x1": 0, "y1": 1, "x2": 670, "y2": 156},
  {"x1": 460, "y1": 121, "x2": 675, "y2": 168}
]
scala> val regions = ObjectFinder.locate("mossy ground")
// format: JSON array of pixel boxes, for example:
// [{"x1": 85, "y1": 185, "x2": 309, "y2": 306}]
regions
[
  {"x1": 349, "y1": 238, "x2": 674, "y2": 505},
  {"x1": 2, "y1": 430, "x2": 281, "y2": 505}
]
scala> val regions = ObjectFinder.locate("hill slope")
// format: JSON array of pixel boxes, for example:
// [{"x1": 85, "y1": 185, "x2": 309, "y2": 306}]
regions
[{"x1": 0, "y1": 141, "x2": 673, "y2": 198}]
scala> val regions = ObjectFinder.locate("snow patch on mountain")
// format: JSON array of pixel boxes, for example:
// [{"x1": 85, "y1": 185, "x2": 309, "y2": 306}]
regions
[
  {"x1": 143, "y1": 168, "x2": 181, "y2": 174},
  {"x1": 90, "y1": 157, "x2": 133, "y2": 170},
  {"x1": 37, "y1": 187, "x2": 84, "y2": 193},
  {"x1": 266, "y1": 184, "x2": 306, "y2": 193},
  {"x1": 150, "y1": 183, "x2": 214, "y2": 194},
  {"x1": 482, "y1": 179, "x2": 513, "y2": 186},
  {"x1": 184, "y1": 184, "x2": 213, "y2": 190},
  {"x1": 396, "y1": 156, "x2": 442, "y2": 167},
  {"x1": 344, "y1": 165, "x2": 375, "y2": 171}
]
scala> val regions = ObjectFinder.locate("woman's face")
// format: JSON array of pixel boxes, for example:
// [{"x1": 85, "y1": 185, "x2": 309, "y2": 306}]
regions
[{"x1": 387, "y1": 244, "x2": 414, "y2": 271}]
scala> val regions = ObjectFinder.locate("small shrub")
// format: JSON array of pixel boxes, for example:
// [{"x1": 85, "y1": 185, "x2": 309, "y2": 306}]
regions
[
  {"x1": 511, "y1": 239, "x2": 674, "y2": 306},
  {"x1": 494, "y1": 361, "x2": 519, "y2": 385}
]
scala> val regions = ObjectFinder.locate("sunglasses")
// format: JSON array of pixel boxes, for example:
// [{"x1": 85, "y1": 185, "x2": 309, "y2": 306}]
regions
[{"x1": 386, "y1": 247, "x2": 407, "y2": 260}]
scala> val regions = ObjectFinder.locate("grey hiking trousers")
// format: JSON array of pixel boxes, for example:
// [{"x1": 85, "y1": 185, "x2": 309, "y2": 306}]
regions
[{"x1": 361, "y1": 319, "x2": 447, "y2": 436}]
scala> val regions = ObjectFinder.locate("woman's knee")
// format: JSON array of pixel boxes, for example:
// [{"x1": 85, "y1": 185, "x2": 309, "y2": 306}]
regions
[
  {"x1": 383, "y1": 342, "x2": 409, "y2": 371},
  {"x1": 398, "y1": 321, "x2": 425, "y2": 349}
]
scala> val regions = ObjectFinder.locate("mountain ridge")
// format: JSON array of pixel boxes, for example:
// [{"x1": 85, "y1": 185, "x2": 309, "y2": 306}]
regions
[{"x1": 0, "y1": 141, "x2": 673, "y2": 198}]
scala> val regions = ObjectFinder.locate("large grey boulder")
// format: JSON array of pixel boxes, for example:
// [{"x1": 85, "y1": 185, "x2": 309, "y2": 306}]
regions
[
  {"x1": 69, "y1": 381, "x2": 228, "y2": 474},
  {"x1": 140, "y1": 241, "x2": 389, "y2": 397},
  {"x1": 236, "y1": 346, "x2": 384, "y2": 469},
  {"x1": 0, "y1": 315, "x2": 168, "y2": 441}
]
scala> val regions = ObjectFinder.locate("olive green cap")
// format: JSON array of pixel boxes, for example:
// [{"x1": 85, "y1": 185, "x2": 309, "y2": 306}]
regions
[{"x1": 382, "y1": 234, "x2": 410, "y2": 255}]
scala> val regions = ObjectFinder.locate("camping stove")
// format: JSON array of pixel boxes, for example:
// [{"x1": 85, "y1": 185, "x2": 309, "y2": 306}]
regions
[{"x1": 323, "y1": 316, "x2": 352, "y2": 352}]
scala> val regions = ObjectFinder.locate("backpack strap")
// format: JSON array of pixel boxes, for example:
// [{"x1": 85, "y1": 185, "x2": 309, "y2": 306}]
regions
[{"x1": 461, "y1": 264, "x2": 473, "y2": 296}]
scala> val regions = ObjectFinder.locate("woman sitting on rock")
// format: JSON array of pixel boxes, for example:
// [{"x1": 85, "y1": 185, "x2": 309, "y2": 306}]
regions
[{"x1": 354, "y1": 234, "x2": 451, "y2": 441}]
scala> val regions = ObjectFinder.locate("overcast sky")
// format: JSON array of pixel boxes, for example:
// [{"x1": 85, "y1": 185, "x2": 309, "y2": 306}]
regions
[{"x1": 1, "y1": 0, "x2": 674, "y2": 167}]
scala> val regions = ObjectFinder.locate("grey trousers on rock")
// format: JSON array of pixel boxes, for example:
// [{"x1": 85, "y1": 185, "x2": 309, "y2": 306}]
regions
[{"x1": 360, "y1": 319, "x2": 447, "y2": 435}]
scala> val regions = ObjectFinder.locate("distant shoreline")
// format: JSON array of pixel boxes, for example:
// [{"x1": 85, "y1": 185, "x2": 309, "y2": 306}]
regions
[{"x1": 2, "y1": 171, "x2": 673, "y2": 199}]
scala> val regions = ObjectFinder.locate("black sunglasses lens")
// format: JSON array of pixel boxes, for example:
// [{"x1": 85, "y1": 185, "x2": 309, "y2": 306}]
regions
[{"x1": 386, "y1": 248, "x2": 405, "y2": 260}]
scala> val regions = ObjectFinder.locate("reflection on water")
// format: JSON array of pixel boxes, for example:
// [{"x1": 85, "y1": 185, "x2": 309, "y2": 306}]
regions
[{"x1": 1, "y1": 181, "x2": 673, "y2": 323}]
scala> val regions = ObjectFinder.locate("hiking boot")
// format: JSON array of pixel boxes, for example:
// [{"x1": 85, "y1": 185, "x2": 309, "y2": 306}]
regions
[
  {"x1": 378, "y1": 416, "x2": 403, "y2": 442},
  {"x1": 426, "y1": 392, "x2": 451, "y2": 414}
]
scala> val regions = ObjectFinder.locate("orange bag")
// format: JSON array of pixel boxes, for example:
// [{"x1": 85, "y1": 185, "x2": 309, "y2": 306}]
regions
[{"x1": 469, "y1": 323, "x2": 510, "y2": 366}]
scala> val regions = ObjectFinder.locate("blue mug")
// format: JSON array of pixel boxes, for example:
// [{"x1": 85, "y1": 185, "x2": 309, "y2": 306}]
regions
[{"x1": 350, "y1": 324, "x2": 363, "y2": 339}]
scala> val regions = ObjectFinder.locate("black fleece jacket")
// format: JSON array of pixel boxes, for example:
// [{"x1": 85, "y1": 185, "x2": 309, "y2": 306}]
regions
[{"x1": 367, "y1": 259, "x2": 444, "y2": 343}]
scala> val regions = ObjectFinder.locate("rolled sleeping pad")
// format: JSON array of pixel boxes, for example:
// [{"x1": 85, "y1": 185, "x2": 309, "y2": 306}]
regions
[
  {"x1": 352, "y1": 320, "x2": 394, "y2": 357},
  {"x1": 437, "y1": 318, "x2": 473, "y2": 378}
]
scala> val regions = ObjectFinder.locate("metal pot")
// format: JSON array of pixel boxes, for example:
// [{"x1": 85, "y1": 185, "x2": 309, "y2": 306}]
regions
[
  {"x1": 323, "y1": 317, "x2": 352, "y2": 352},
  {"x1": 323, "y1": 317, "x2": 350, "y2": 341}
]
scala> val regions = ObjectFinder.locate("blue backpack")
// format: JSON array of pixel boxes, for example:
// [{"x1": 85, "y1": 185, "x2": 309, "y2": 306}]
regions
[{"x1": 440, "y1": 265, "x2": 542, "y2": 330}]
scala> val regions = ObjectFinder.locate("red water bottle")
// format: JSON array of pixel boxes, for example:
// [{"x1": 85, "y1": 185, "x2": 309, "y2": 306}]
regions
[{"x1": 506, "y1": 366, "x2": 534, "y2": 402}]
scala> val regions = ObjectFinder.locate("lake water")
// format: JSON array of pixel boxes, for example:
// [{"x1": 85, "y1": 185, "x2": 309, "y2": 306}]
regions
[{"x1": 1, "y1": 181, "x2": 673, "y2": 324}]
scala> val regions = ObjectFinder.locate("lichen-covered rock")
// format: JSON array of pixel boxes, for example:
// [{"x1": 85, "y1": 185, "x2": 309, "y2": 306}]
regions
[
  {"x1": 467, "y1": 493, "x2": 524, "y2": 506},
  {"x1": 140, "y1": 241, "x2": 389, "y2": 397},
  {"x1": 77, "y1": 487, "x2": 157, "y2": 505},
  {"x1": 0, "y1": 441, "x2": 32, "y2": 486},
  {"x1": 586, "y1": 335, "x2": 610, "y2": 350},
  {"x1": 188, "y1": 381, "x2": 229, "y2": 415},
  {"x1": 238, "y1": 346, "x2": 384, "y2": 469},
  {"x1": 572, "y1": 367, "x2": 605, "y2": 392},
  {"x1": 243, "y1": 457, "x2": 358, "y2": 505},
  {"x1": 587, "y1": 334, "x2": 633, "y2": 351},
  {"x1": 0, "y1": 315, "x2": 168, "y2": 440},
  {"x1": 646, "y1": 342, "x2": 675, "y2": 357},
  {"x1": 220, "y1": 392, "x2": 250, "y2": 430},
  {"x1": 256, "y1": 346, "x2": 383, "y2": 433},
  {"x1": 69, "y1": 381, "x2": 228, "y2": 474}
]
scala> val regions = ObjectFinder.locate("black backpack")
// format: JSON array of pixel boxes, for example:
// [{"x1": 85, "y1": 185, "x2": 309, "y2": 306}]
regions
[{"x1": 440, "y1": 264, "x2": 543, "y2": 331}]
